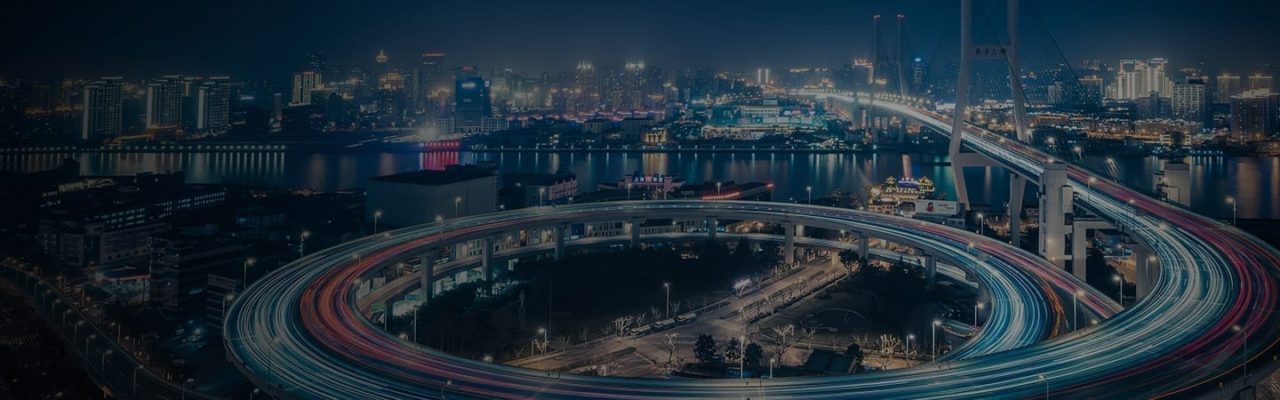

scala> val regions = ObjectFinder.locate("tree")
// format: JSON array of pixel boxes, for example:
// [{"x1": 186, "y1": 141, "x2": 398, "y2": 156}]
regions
[
  {"x1": 838, "y1": 249, "x2": 862, "y2": 276},
  {"x1": 744, "y1": 343, "x2": 764, "y2": 370},
  {"x1": 845, "y1": 342, "x2": 866, "y2": 373},
  {"x1": 694, "y1": 334, "x2": 719, "y2": 365},
  {"x1": 724, "y1": 337, "x2": 742, "y2": 364}
]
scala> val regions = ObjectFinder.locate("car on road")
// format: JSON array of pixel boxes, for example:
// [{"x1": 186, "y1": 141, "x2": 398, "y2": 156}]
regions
[
  {"x1": 652, "y1": 319, "x2": 676, "y2": 331},
  {"x1": 676, "y1": 312, "x2": 697, "y2": 324},
  {"x1": 628, "y1": 325, "x2": 652, "y2": 336}
]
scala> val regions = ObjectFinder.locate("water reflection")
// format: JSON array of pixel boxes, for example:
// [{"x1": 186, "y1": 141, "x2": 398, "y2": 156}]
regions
[{"x1": 1, "y1": 151, "x2": 1275, "y2": 219}]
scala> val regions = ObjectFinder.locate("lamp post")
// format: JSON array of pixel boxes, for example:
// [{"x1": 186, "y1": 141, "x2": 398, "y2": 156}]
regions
[
  {"x1": 299, "y1": 230, "x2": 311, "y2": 257},
  {"x1": 663, "y1": 282, "x2": 671, "y2": 319},
  {"x1": 242, "y1": 257, "x2": 256, "y2": 290},
  {"x1": 931, "y1": 319, "x2": 941, "y2": 362},
  {"x1": 454, "y1": 196, "x2": 462, "y2": 218},
  {"x1": 974, "y1": 302, "x2": 984, "y2": 326},
  {"x1": 222, "y1": 293, "x2": 235, "y2": 321},
  {"x1": 373, "y1": 210, "x2": 383, "y2": 234},
  {"x1": 1039, "y1": 374, "x2": 1049, "y2": 399},
  {"x1": 1112, "y1": 275, "x2": 1124, "y2": 307},
  {"x1": 182, "y1": 378, "x2": 194, "y2": 400},
  {"x1": 906, "y1": 334, "x2": 915, "y2": 366},
  {"x1": 1226, "y1": 196, "x2": 1237, "y2": 226},
  {"x1": 769, "y1": 358, "x2": 776, "y2": 379},
  {"x1": 133, "y1": 365, "x2": 143, "y2": 399},
  {"x1": 975, "y1": 213, "x2": 985, "y2": 236},
  {"x1": 806, "y1": 186, "x2": 813, "y2": 204},
  {"x1": 716, "y1": 182, "x2": 722, "y2": 197},
  {"x1": 739, "y1": 335, "x2": 746, "y2": 379},
  {"x1": 1073, "y1": 289, "x2": 1084, "y2": 330},
  {"x1": 101, "y1": 350, "x2": 112, "y2": 372},
  {"x1": 1233, "y1": 324, "x2": 1247, "y2": 379},
  {"x1": 538, "y1": 327, "x2": 548, "y2": 356}
]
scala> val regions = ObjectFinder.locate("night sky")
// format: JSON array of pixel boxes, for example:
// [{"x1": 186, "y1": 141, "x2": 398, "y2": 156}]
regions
[{"x1": 4, "y1": 0, "x2": 1278, "y2": 80}]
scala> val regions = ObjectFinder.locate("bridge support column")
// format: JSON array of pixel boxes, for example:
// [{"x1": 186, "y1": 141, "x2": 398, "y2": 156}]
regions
[
  {"x1": 419, "y1": 251, "x2": 435, "y2": 302},
  {"x1": 707, "y1": 217, "x2": 718, "y2": 241},
  {"x1": 553, "y1": 224, "x2": 566, "y2": 260},
  {"x1": 1071, "y1": 225, "x2": 1088, "y2": 282},
  {"x1": 924, "y1": 255, "x2": 937, "y2": 288},
  {"x1": 1009, "y1": 174, "x2": 1026, "y2": 247},
  {"x1": 628, "y1": 219, "x2": 642, "y2": 248},
  {"x1": 784, "y1": 224, "x2": 796, "y2": 265},
  {"x1": 1039, "y1": 163, "x2": 1071, "y2": 269},
  {"x1": 481, "y1": 236, "x2": 495, "y2": 282},
  {"x1": 859, "y1": 233, "x2": 869, "y2": 260}
]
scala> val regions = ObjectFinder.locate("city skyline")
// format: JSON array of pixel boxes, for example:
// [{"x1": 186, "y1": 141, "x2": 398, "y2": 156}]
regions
[{"x1": 4, "y1": 0, "x2": 1280, "y2": 80}]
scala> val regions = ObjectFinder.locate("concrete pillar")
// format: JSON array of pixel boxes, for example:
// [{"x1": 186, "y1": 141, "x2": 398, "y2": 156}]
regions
[
  {"x1": 1009, "y1": 173, "x2": 1026, "y2": 247},
  {"x1": 784, "y1": 223, "x2": 796, "y2": 265},
  {"x1": 1071, "y1": 225, "x2": 1088, "y2": 282},
  {"x1": 553, "y1": 225, "x2": 566, "y2": 260},
  {"x1": 924, "y1": 255, "x2": 937, "y2": 288},
  {"x1": 481, "y1": 236, "x2": 494, "y2": 281},
  {"x1": 1135, "y1": 246, "x2": 1158, "y2": 299},
  {"x1": 1038, "y1": 163, "x2": 1070, "y2": 269},
  {"x1": 419, "y1": 252, "x2": 435, "y2": 301},
  {"x1": 707, "y1": 217, "x2": 718, "y2": 241},
  {"x1": 859, "y1": 234, "x2": 869, "y2": 259},
  {"x1": 628, "y1": 220, "x2": 641, "y2": 248}
]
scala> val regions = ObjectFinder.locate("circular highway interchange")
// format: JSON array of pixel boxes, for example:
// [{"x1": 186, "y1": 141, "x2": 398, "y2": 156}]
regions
[{"x1": 227, "y1": 97, "x2": 1280, "y2": 399}]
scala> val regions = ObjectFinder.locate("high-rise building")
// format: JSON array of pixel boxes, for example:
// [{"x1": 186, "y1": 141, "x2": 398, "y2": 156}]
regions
[
  {"x1": 1248, "y1": 73, "x2": 1275, "y2": 92},
  {"x1": 308, "y1": 51, "x2": 328, "y2": 73},
  {"x1": 291, "y1": 71, "x2": 323, "y2": 105},
  {"x1": 1171, "y1": 77, "x2": 1208, "y2": 126},
  {"x1": 420, "y1": 52, "x2": 448, "y2": 110},
  {"x1": 195, "y1": 77, "x2": 231, "y2": 134},
  {"x1": 1112, "y1": 58, "x2": 1171, "y2": 100},
  {"x1": 1230, "y1": 90, "x2": 1279, "y2": 142},
  {"x1": 145, "y1": 75, "x2": 185, "y2": 129},
  {"x1": 81, "y1": 77, "x2": 124, "y2": 140},
  {"x1": 454, "y1": 75, "x2": 491, "y2": 129},
  {"x1": 1079, "y1": 76, "x2": 1104, "y2": 107},
  {"x1": 1216, "y1": 73, "x2": 1243, "y2": 104},
  {"x1": 573, "y1": 61, "x2": 600, "y2": 113}
]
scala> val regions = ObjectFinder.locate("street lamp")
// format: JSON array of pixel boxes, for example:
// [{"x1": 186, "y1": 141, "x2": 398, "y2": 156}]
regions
[
  {"x1": 1233, "y1": 324, "x2": 1247, "y2": 379},
  {"x1": 101, "y1": 350, "x2": 113, "y2": 372},
  {"x1": 806, "y1": 186, "x2": 813, "y2": 204},
  {"x1": 299, "y1": 230, "x2": 311, "y2": 257},
  {"x1": 182, "y1": 378, "x2": 195, "y2": 400},
  {"x1": 1226, "y1": 196, "x2": 1237, "y2": 226},
  {"x1": 454, "y1": 196, "x2": 462, "y2": 218},
  {"x1": 242, "y1": 257, "x2": 256, "y2": 290},
  {"x1": 1112, "y1": 275, "x2": 1124, "y2": 307},
  {"x1": 222, "y1": 293, "x2": 235, "y2": 320},
  {"x1": 906, "y1": 334, "x2": 915, "y2": 365},
  {"x1": 975, "y1": 213, "x2": 985, "y2": 236},
  {"x1": 974, "y1": 302, "x2": 984, "y2": 326},
  {"x1": 931, "y1": 319, "x2": 941, "y2": 362},
  {"x1": 716, "y1": 182, "x2": 722, "y2": 196},
  {"x1": 373, "y1": 210, "x2": 383, "y2": 234},
  {"x1": 1038, "y1": 374, "x2": 1049, "y2": 399},
  {"x1": 739, "y1": 335, "x2": 746, "y2": 379},
  {"x1": 133, "y1": 365, "x2": 143, "y2": 399},
  {"x1": 663, "y1": 282, "x2": 671, "y2": 319},
  {"x1": 769, "y1": 357, "x2": 776, "y2": 379},
  {"x1": 537, "y1": 327, "x2": 548, "y2": 356},
  {"x1": 1073, "y1": 289, "x2": 1085, "y2": 330}
]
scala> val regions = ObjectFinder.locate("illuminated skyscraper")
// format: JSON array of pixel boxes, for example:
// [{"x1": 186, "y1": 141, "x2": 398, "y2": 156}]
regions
[
  {"x1": 1230, "y1": 89, "x2": 1279, "y2": 142},
  {"x1": 81, "y1": 77, "x2": 123, "y2": 140},
  {"x1": 454, "y1": 76, "x2": 491, "y2": 129},
  {"x1": 195, "y1": 77, "x2": 231, "y2": 134},
  {"x1": 1112, "y1": 59, "x2": 1171, "y2": 100},
  {"x1": 1215, "y1": 73, "x2": 1242, "y2": 104},
  {"x1": 1248, "y1": 73, "x2": 1274, "y2": 92},
  {"x1": 421, "y1": 52, "x2": 449, "y2": 117},
  {"x1": 291, "y1": 71, "x2": 323, "y2": 105},
  {"x1": 146, "y1": 75, "x2": 185, "y2": 129},
  {"x1": 1171, "y1": 77, "x2": 1207, "y2": 126}
]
